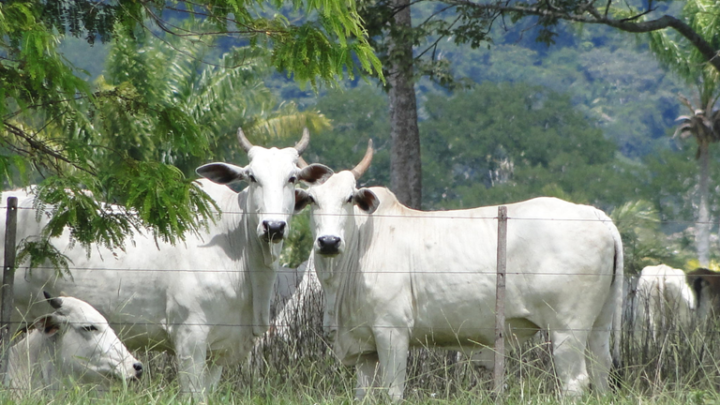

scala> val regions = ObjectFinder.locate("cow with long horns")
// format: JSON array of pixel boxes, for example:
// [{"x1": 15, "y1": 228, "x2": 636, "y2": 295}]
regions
[
  {"x1": 294, "y1": 142, "x2": 624, "y2": 401},
  {"x1": 8, "y1": 128, "x2": 325, "y2": 398}
]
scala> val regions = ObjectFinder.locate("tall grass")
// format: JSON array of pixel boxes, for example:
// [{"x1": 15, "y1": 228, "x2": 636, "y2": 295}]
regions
[{"x1": 4, "y1": 281, "x2": 720, "y2": 404}]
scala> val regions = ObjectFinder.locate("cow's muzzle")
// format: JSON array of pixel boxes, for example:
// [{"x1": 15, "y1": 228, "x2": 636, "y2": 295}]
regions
[
  {"x1": 317, "y1": 235, "x2": 341, "y2": 256},
  {"x1": 129, "y1": 362, "x2": 144, "y2": 381},
  {"x1": 262, "y1": 220, "x2": 286, "y2": 243}
]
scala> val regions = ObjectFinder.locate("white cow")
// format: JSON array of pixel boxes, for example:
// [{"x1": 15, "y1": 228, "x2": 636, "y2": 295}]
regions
[
  {"x1": 6, "y1": 129, "x2": 325, "y2": 398},
  {"x1": 5, "y1": 292, "x2": 141, "y2": 396},
  {"x1": 631, "y1": 264, "x2": 695, "y2": 340},
  {"x1": 294, "y1": 144, "x2": 624, "y2": 401}
]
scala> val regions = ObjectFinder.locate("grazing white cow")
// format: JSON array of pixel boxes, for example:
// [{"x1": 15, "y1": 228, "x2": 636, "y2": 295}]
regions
[
  {"x1": 631, "y1": 264, "x2": 695, "y2": 340},
  {"x1": 294, "y1": 143, "x2": 624, "y2": 401},
  {"x1": 6, "y1": 129, "x2": 325, "y2": 398},
  {"x1": 5, "y1": 292, "x2": 142, "y2": 395}
]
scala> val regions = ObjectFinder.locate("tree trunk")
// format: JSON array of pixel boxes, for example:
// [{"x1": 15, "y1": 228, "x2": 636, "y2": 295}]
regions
[
  {"x1": 696, "y1": 142, "x2": 710, "y2": 266},
  {"x1": 387, "y1": 0, "x2": 422, "y2": 209}
]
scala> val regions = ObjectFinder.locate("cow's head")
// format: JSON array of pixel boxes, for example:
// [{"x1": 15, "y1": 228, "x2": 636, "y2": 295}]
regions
[
  {"x1": 196, "y1": 128, "x2": 323, "y2": 244},
  {"x1": 688, "y1": 268, "x2": 720, "y2": 318},
  {"x1": 36, "y1": 292, "x2": 142, "y2": 383},
  {"x1": 295, "y1": 141, "x2": 379, "y2": 257}
]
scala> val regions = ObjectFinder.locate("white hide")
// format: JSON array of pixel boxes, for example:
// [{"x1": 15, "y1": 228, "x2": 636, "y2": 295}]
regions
[
  {"x1": 5, "y1": 295, "x2": 141, "y2": 395},
  {"x1": 6, "y1": 145, "x2": 308, "y2": 398},
  {"x1": 304, "y1": 172, "x2": 624, "y2": 401},
  {"x1": 632, "y1": 264, "x2": 695, "y2": 339}
]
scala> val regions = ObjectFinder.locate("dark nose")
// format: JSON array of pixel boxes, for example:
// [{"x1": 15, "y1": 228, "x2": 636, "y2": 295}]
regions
[
  {"x1": 263, "y1": 220, "x2": 286, "y2": 241},
  {"x1": 317, "y1": 236, "x2": 341, "y2": 254},
  {"x1": 133, "y1": 362, "x2": 143, "y2": 378}
]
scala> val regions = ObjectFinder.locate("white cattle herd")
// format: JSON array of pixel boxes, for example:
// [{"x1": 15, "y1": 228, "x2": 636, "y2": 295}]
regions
[{"x1": 0, "y1": 131, "x2": 715, "y2": 399}]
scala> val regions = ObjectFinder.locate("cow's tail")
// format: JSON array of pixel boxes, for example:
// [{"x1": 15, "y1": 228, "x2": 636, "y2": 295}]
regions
[
  {"x1": 608, "y1": 215, "x2": 624, "y2": 369},
  {"x1": 595, "y1": 208, "x2": 624, "y2": 369}
]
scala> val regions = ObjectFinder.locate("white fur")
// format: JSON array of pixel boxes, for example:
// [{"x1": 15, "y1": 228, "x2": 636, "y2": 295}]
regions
[
  {"x1": 5, "y1": 145, "x2": 303, "y2": 399},
  {"x1": 305, "y1": 171, "x2": 623, "y2": 401},
  {"x1": 5, "y1": 296, "x2": 140, "y2": 396}
]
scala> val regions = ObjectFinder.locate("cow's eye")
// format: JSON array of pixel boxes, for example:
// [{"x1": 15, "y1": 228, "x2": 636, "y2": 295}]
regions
[
  {"x1": 81, "y1": 325, "x2": 98, "y2": 332},
  {"x1": 247, "y1": 174, "x2": 257, "y2": 183},
  {"x1": 289, "y1": 176, "x2": 297, "y2": 184},
  {"x1": 346, "y1": 195, "x2": 353, "y2": 204}
]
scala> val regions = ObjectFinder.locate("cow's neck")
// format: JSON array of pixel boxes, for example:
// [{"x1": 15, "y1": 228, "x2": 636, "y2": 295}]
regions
[
  {"x1": 6, "y1": 330, "x2": 58, "y2": 391},
  {"x1": 236, "y1": 189, "x2": 281, "y2": 337},
  {"x1": 313, "y1": 207, "x2": 366, "y2": 338}
]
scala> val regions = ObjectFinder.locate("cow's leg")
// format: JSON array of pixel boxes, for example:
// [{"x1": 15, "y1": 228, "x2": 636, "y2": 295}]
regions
[
  {"x1": 355, "y1": 352, "x2": 380, "y2": 400},
  {"x1": 469, "y1": 347, "x2": 495, "y2": 371},
  {"x1": 586, "y1": 287, "x2": 617, "y2": 393},
  {"x1": 551, "y1": 328, "x2": 590, "y2": 396},
  {"x1": 374, "y1": 328, "x2": 409, "y2": 402},
  {"x1": 173, "y1": 326, "x2": 210, "y2": 400},
  {"x1": 205, "y1": 363, "x2": 224, "y2": 392},
  {"x1": 586, "y1": 328, "x2": 611, "y2": 392}
]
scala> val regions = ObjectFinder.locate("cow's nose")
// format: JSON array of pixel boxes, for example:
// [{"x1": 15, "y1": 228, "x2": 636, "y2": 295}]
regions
[
  {"x1": 317, "y1": 236, "x2": 341, "y2": 253},
  {"x1": 263, "y1": 220, "x2": 286, "y2": 241},
  {"x1": 133, "y1": 362, "x2": 144, "y2": 378}
]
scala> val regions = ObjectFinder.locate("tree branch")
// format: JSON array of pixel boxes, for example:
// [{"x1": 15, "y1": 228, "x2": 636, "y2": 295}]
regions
[
  {"x1": 440, "y1": 0, "x2": 720, "y2": 72},
  {"x1": 2, "y1": 122, "x2": 95, "y2": 175}
]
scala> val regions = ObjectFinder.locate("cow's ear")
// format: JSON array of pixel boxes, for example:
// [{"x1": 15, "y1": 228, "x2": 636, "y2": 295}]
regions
[
  {"x1": 294, "y1": 189, "x2": 314, "y2": 213},
  {"x1": 35, "y1": 316, "x2": 61, "y2": 336},
  {"x1": 298, "y1": 164, "x2": 333, "y2": 185},
  {"x1": 196, "y1": 163, "x2": 248, "y2": 185},
  {"x1": 354, "y1": 188, "x2": 379, "y2": 214}
]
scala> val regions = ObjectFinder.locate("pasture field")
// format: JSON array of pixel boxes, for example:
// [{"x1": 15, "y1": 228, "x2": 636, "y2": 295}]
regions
[{"x1": 2, "y1": 292, "x2": 720, "y2": 404}]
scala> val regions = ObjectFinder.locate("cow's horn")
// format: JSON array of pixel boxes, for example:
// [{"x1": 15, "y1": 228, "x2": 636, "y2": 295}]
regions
[
  {"x1": 294, "y1": 128, "x2": 310, "y2": 155},
  {"x1": 43, "y1": 291, "x2": 63, "y2": 310},
  {"x1": 237, "y1": 127, "x2": 254, "y2": 152},
  {"x1": 350, "y1": 140, "x2": 373, "y2": 180},
  {"x1": 297, "y1": 156, "x2": 309, "y2": 168}
]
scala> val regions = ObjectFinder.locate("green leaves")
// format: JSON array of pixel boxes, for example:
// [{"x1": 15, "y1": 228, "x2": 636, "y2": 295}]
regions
[
  {"x1": 2, "y1": 1, "x2": 357, "y2": 275},
  {"x1": 647, "y1": 0, "x2": 720, "y2": 86}
]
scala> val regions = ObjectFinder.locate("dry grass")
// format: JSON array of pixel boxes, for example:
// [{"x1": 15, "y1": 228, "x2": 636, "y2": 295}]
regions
[{"x1": 3, "y1": 282, "x2": 720, "y2": 403}]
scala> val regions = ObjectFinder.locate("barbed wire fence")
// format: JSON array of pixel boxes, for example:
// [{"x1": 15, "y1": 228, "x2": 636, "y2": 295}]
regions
[{"x1": 1, "y1": 197, "x2": 720, "y2": 398}]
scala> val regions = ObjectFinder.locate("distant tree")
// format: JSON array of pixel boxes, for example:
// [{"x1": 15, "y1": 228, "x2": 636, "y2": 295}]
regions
[
  {"x1": 645, "y1": 0, "x2": 720, "y2": 266},
  {"x1": 306, "y1": 86, "x2": 391, "y2": 188},
  {"x1": 0, "y1": 0, "x2": 378, "y2": 254},
  {"x1": 418, "y1": 82, "x2": 633, "y2": 209},
  {"x1": 672, "y1": 93, "x2": 720, "y2": 266}
]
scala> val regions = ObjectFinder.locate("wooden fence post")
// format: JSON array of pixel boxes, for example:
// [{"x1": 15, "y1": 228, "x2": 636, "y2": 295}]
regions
[
  {"x1": 1, "y1": 196, "x2": 18, "y2": 376},
  {"x1": 494, "y1": 206, "x2": 507, "y2": 396}
]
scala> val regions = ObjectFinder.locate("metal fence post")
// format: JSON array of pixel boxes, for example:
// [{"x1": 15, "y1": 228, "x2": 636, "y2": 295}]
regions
[
  {"x1": 1, "y1": 196, "x2": 18, "y2": 376},
  {"x1": 494, "y1": 206, "x2": 507, "y2": 396}
]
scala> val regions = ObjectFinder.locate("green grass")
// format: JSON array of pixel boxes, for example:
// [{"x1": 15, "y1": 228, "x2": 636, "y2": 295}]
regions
[{"x1": 4, "y1": 295, "x2": 720, "y2": 404}]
